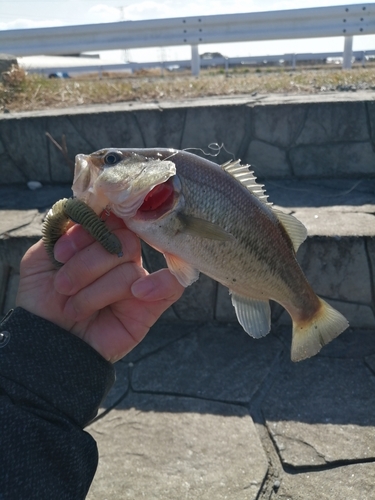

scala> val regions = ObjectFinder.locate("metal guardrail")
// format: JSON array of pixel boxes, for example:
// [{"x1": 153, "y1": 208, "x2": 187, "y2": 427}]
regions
[
  {"x1": 22, "y1": 50, "x2": 375, "y2": 77},
  {"x1": 1, "y1": 4, "x2": 375, "y2": 73}
]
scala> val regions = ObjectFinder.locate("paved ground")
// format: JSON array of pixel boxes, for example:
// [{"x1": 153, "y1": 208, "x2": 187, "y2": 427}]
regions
[{"x1": 87, "y1": 320, "x2": 375, "y2": 499}]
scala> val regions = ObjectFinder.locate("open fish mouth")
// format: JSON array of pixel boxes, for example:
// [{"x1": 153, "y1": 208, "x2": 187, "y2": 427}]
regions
[
  {"x1": 138, "y1": 178, "x2": 175, "y2": 212},
  {"x1": 72, "y1": 150, "x2": 177, "y2": 218}
]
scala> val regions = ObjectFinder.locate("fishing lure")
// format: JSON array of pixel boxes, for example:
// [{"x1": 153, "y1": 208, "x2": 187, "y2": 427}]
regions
[{"x1": 42, "y1": 197, "x2": 123, "y2": 267}]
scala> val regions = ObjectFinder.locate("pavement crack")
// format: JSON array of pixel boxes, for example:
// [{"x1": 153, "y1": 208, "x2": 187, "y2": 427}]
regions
[
  {"x1": 1, "y1": 221, "x2": 33, "y2": 236},
  {"x1": 254, "y1": 419, "x2": 283, "y2": 500},
  {"x1": 276, "y1": 434, "x2": 328, "y2": 464},
  {"x1": 89, "y1": 393, "x2": 129, "y2": 423},
  {"x1": 130, "y1": 387, "x2": 250, "y2": 409},
  {"x1": 283, "y1": 456, "x2": 375, "y2": 474}
]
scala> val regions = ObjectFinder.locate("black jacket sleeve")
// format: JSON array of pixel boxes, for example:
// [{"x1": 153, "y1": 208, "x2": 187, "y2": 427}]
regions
[{"x1": 0, "y1": 307, "x2": 115, "y2": 500}]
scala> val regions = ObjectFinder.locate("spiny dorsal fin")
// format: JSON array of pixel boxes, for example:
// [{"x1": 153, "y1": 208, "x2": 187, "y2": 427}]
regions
[
  {"x1": 221, "y1": 160, "x2": 307, "y2": 252},
  {"x1": 221, "y1": 160, "x2": 272, "y2": 206}
]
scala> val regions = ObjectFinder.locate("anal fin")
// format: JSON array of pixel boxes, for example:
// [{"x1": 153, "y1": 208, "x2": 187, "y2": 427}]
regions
[{"x1": 231, "y1": 292, "x2": 271, "y2": 338}]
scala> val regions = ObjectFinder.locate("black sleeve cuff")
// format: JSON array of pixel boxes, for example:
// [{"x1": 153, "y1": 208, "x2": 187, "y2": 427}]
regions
[{"x1": 0, "y1": 307, "x2": 115, "y2": 427}]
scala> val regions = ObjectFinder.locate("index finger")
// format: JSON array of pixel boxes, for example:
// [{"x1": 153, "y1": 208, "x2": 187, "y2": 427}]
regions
[
  {"x1": 54, "y1": 225, "x2": 142, "y2": 295},
  {"x1": 54, "y1": 212, "x2": 127, "y2": 263}
]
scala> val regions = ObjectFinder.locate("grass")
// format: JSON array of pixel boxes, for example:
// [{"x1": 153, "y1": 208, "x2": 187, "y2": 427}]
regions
[{"x1": 1, "y1": 63, "x2": 375, "y2": 113}]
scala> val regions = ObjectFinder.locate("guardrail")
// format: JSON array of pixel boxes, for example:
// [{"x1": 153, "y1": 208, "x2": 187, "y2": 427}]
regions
[
  {"x1": 1, "y1": 3, "x2": 375, "y2": 74},
  {"x1": 22, "y1": 50, "x2": 375, "y2": 78}
]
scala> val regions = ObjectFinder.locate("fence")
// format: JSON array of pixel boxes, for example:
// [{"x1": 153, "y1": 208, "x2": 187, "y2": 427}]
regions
[
  {"x1": 1, "y1": 3, "x2": 375, "y2": 74},
  {"x1": 21, "y1": 49, "x2": 375, "y2": 78}
]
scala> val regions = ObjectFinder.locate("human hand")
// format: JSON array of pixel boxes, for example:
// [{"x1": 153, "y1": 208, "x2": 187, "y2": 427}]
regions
[{"x1": 16, "y1": 214, "x2": 184, "y2": 362}]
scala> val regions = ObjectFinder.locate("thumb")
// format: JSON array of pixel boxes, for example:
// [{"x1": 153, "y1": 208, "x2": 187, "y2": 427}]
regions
[{"x1": 131, "y1": 269, "x2": 184, "y2": 302}]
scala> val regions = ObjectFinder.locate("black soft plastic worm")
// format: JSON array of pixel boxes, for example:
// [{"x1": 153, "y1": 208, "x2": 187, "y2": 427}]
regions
[{"x1": 42, "y1": 197, "x2": 123, "y2": 268}]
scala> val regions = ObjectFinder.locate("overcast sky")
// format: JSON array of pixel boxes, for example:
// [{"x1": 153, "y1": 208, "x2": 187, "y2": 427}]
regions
[{"x1": 1, "y1": 0, "x2": 374, "y2": 62}]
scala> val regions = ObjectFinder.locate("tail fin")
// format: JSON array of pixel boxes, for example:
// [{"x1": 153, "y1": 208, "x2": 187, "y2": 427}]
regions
[{"x1": 291, "y1": 298, "x2": 349, "y2": 362}]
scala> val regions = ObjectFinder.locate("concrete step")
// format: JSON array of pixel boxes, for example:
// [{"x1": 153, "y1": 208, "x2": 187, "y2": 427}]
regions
[{"x1": 1, "y1": 179, "x2": 374, "y2": 330}]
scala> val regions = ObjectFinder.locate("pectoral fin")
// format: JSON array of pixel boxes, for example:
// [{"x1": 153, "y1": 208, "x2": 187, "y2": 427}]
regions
[
  {"x1": 231, "y1": 292, "x2": 271, "y2": 338},
  {"x1": 164, "y1": 252, "x2": 200, "y2": 287},
  {"x1": 177, "y1": 213, "x2": 233, "y2": 241}
]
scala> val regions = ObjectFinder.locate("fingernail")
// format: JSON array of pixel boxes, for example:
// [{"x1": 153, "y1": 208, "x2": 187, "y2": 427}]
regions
[
  {"x1": 54, "y1": 270, "x2": 73, "y2": 294},
  {"x1": 54, "y1": 238, "x2": 75, "y2": 263},
  {"x1": 131, "y1": 277, "x2": 154, "y2": 299}
]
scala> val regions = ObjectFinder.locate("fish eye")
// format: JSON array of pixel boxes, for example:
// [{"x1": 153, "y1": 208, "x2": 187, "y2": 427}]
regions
[{"x1": 104, "y1": 152, "x2": 122, "y2": 166}]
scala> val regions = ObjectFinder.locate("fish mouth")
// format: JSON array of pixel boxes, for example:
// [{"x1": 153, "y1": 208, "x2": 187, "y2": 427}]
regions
[
  {"x1": 138, "y1": 178, "x2": 175, "y2": 211},
  {"x1": 134, "y1": 177, "x2": 180, "y2": 220}
]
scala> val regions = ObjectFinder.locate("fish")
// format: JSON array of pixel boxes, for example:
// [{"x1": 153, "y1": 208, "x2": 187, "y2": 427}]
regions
[{"x1": 51, "y1": 147, "x2": 349, "y2": 361}]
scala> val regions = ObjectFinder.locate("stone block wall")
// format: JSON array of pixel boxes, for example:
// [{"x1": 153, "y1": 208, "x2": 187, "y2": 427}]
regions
[{"x1": 1, "y1": 94, "x2": 375, "y2": 184}]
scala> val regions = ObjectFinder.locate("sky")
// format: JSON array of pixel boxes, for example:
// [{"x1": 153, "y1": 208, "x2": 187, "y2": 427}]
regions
[{"x1": 1, "y1": 0, "x2": 374, "y2": 63}]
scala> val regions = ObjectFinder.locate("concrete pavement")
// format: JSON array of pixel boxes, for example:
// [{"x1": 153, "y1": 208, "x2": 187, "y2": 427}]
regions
[{"x1": 87, "y1": 321, "x2": 375, "y2": 499}]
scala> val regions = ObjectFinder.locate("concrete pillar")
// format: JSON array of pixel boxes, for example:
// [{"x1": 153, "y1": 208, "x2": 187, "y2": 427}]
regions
[
  {"x1": 343, "y1": 35, "x2": 353, "y2": 69},
  {"x1": 191, "y1": 44, "x2": 200, "y2": 76}
]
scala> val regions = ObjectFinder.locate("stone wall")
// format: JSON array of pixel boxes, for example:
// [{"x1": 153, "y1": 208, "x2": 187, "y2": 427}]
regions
[{"x1": 1, "y1": 93, "x2": 375, "y2": 184}]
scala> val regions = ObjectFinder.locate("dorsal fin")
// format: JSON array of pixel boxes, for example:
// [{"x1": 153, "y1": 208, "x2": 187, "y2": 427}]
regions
[
  {"x1": 221, "y1": 160, "x2": 307, "y2": 253},
  {"x1": 273, "y1": 209, "x2": 308, "y2": 253},
  {"x1": 221, "y1": 160, "x2": 272, "y2": 206}
]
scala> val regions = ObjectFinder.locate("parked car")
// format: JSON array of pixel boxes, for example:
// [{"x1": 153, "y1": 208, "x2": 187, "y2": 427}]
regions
[{"x1": 48, "y1": 72, "x2": 71, "y2": 79}]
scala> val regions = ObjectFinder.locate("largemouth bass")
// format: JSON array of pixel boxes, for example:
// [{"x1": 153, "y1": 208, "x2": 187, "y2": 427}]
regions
[{"x1": 48, "y1": 148, "x2": 349, "y2": 361}]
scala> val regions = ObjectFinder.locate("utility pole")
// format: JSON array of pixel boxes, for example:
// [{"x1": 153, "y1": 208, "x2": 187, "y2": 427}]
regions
[{"x1": 117, "y1": 6, "x2": 129, "y2": 62}]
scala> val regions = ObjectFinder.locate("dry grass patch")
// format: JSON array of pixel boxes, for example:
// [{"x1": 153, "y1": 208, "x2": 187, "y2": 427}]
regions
[{"x1": 1, "y1": 65, "x2": 375, "y2": 113}]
